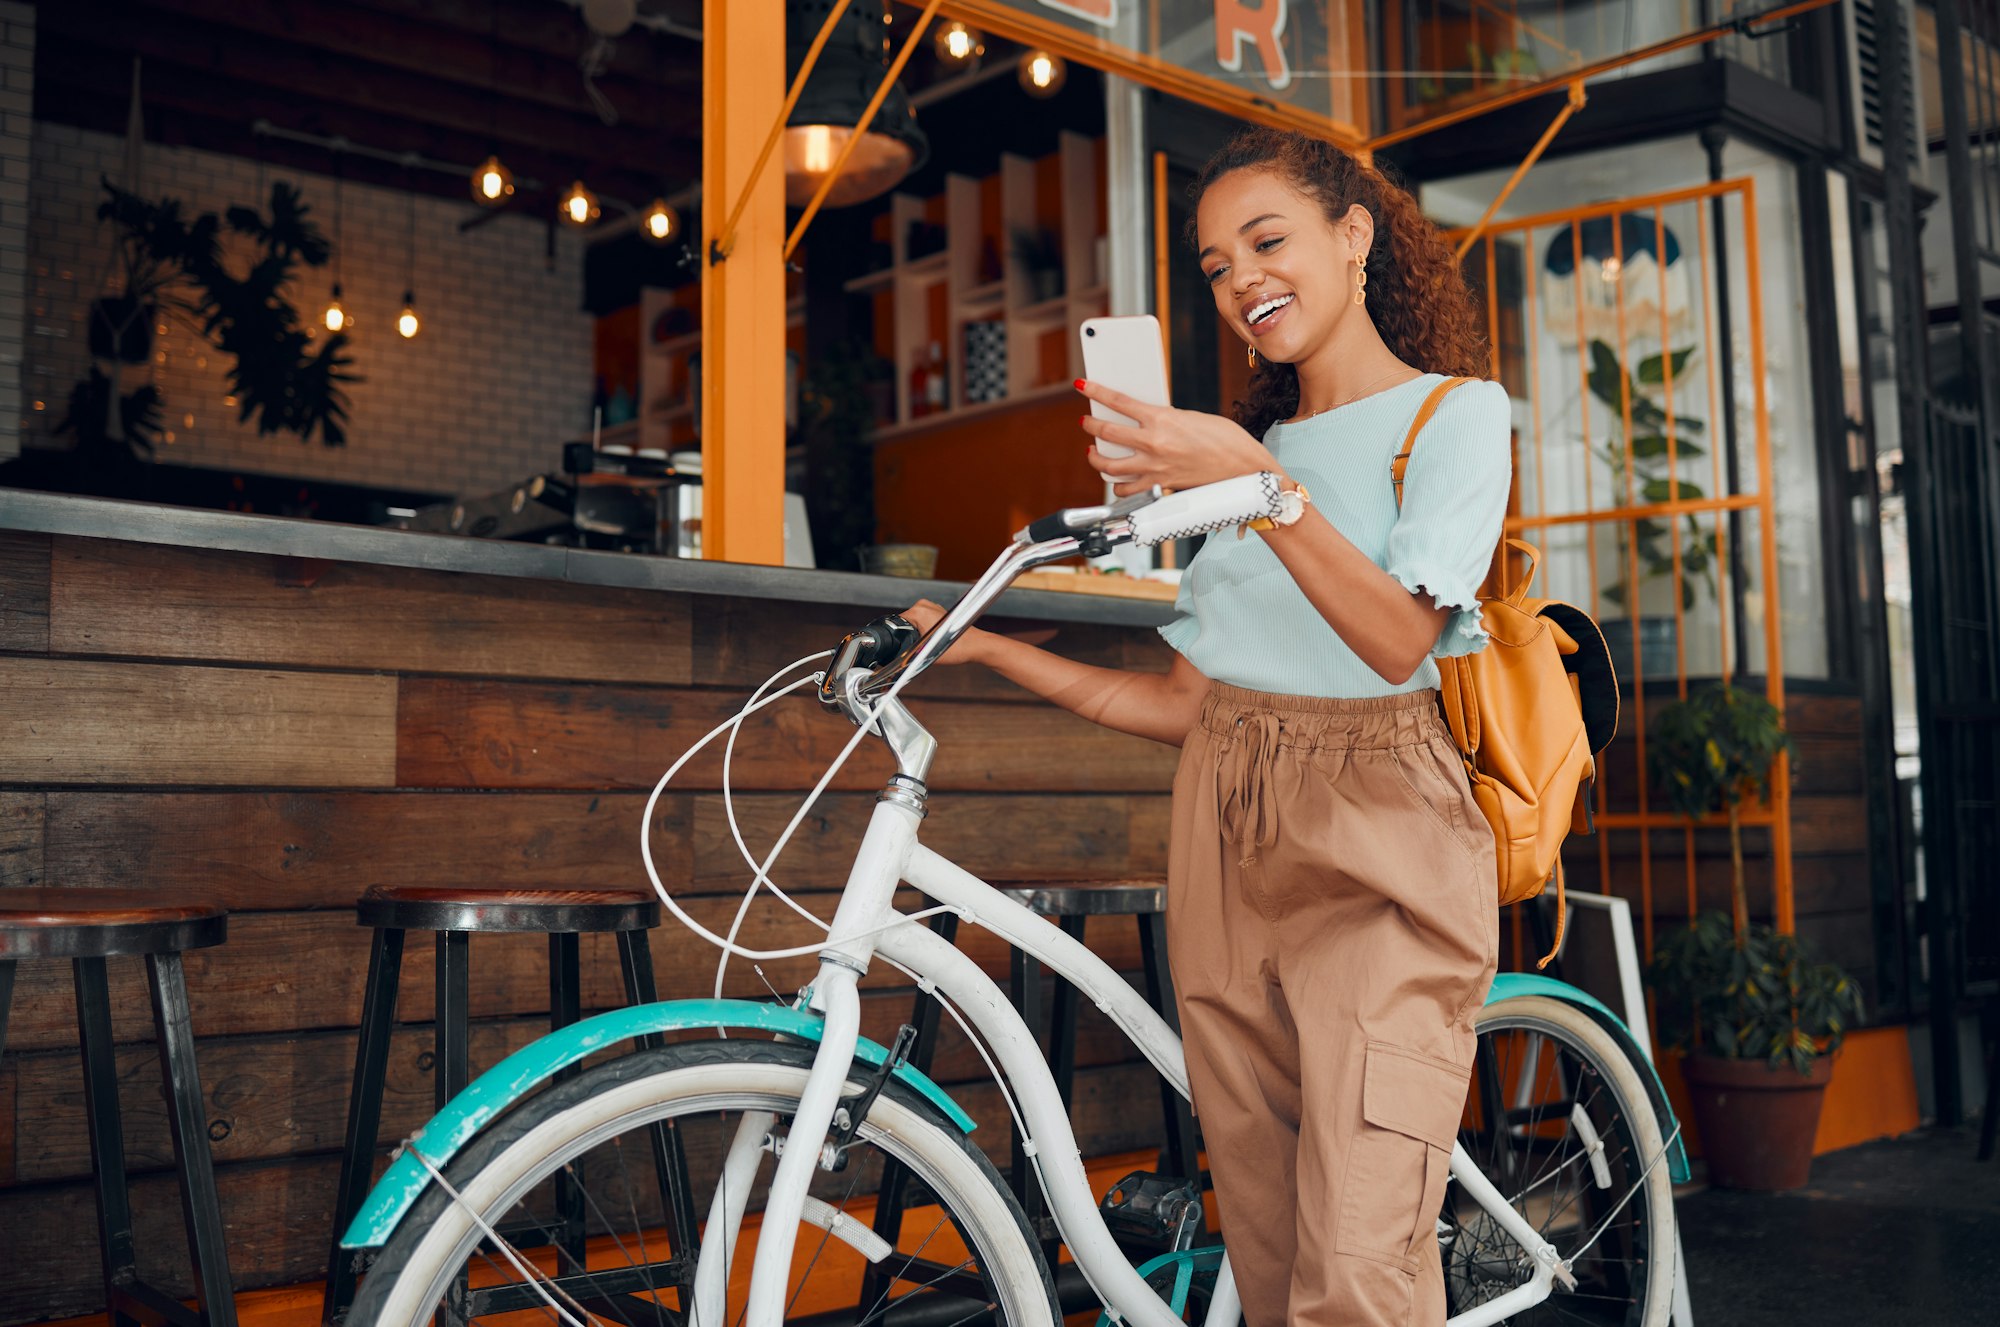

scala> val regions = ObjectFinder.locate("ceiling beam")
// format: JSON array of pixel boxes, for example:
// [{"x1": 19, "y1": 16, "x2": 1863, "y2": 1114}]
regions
[
  {"x1": 128, "y1": 0, "x2": 699, "y2": 119},
  {"x1": 36, "y1": 6, "x2": 698, "y2": 181}
]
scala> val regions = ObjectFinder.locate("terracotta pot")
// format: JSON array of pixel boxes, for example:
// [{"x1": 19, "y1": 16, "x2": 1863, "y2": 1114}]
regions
[{"x1": 1681, "y1": 1052, "x2": 1832, "y2": 1191}]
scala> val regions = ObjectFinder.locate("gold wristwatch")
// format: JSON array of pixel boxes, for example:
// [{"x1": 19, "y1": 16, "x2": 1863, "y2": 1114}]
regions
[{"x1": 1239, "y1": 480, "x2": 1311, "y2": 538}]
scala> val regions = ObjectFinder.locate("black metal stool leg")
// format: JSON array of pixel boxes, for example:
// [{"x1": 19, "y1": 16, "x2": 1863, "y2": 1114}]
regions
[
  {"x1": 618, "y1": 930, "x2": 701, "y2": 1260},
  {"x1": 324, "y1": 927, "x2": 405, "y2": 1325},
  {"x1": 0, "y1": 959, "x2": 13, "y2": 1058},
  {"x1": 859, "y1": 913, "x2": 960, "y2": 1314},
  {"x1": 1138, "y1": 912, "x2": 1201, "y2": 1184},
  {"x1": 75, "y1": 956, "x2": 140, "y2": 1327},
  {"x1": 148, "y1": 951, "x2": 238, "y2": 1327},
  {"x1": 1008, "y1": 944, "x2": 1043, "y2": 1214},
  {"x1": 549, "y1": 932, "x2": 586, "y2": 1271},
  {"x1": 1048, "y1": 916, "x2": 1088, "y2": 1111},
  {"x1": 433, "y1": 930, "x2": 472, "y2": 1327},
  {"x1": 435, "y1": 930, "x2": 471, "y2": 1109}
]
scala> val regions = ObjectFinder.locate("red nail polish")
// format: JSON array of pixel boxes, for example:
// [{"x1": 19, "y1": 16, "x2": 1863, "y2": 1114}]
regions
[{"x1": 1073, "y1": 378, "x2": 1086, "y2": 390}]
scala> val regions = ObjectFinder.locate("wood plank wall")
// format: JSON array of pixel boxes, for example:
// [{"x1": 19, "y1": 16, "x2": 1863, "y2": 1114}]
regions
[{"x1": 0, "y1": 533, "x2": 1180, "y2": 1323}]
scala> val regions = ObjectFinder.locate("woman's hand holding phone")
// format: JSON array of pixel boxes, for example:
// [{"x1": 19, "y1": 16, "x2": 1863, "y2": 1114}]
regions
[{"x1": 1077, "y1": 380, "x2": 1281, "y2": 496}]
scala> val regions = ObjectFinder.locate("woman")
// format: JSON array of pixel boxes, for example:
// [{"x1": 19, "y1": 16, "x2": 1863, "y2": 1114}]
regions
[{"x1": 905, "y1": 127, "x2": 1508, "y2": 1327}]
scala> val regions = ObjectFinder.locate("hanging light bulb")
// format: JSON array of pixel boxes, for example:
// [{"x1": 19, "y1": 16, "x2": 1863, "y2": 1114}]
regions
[
  {"x1": 934, "y1": 21, "x2": 983, "y2": 70},
  {"x1": 397, "y1": 291, "x2": 420, "y2": 339},
  {"x1": 472, "y1": 154, "x2": 515, "y2": 206},
  {"x1": 1019, "y1": 49, "x2": 1066, "y2": 97},
  {"x1": 324, "y1": 283, "x2": 347, "y2": 333},
  {"x1": 559, "y1": 180, "x2": 601, "y2": 227},
  {"x1": 641, "y1": 198, "x2": 680, "y2": 244},
  {"x1": 781, "y1": 0, "x2": 928, "y2": 208}
]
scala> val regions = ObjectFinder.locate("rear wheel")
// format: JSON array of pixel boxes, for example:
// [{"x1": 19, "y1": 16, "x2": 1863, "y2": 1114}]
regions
[
  {"x1": 1446, "y1": 995, "x2": 1678, "y2": 1326},
  {"x1": 349, "y1": 1039, "x2": 1060, "y2": 1327}
]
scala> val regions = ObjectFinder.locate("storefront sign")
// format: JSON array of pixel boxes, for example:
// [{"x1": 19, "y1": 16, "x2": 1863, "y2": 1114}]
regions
[{"x1": 948, "y1": 0, "x2": 1363, "y2": 140}]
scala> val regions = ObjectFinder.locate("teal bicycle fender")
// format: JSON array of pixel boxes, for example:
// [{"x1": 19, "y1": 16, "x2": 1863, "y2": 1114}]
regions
[
  {"x1": 1485, "y1": 974, "x2": 1691, "y2": 1184},
  {"x1": 340, "y1": 998, "x2": 976, "y2": 1250}
]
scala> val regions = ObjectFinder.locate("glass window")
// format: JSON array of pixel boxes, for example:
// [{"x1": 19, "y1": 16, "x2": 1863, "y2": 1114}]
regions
[{"x1": 1421, "y1": 135, "x2": 1828, "y2": 680}]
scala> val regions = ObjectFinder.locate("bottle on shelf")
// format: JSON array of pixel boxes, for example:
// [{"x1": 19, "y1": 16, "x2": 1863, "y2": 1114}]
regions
[
  {"x1": 925, "y1": 341, "x2": 949, "y2": 413},
  {"x1": 909, "y1": 351, "x2": 931, "y2": 419}
]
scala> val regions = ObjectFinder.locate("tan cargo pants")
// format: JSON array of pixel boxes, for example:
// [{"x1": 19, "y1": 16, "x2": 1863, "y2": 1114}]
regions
[{"x1": 1166, "y1": 683, "x2": 1499, "y2": 1327}]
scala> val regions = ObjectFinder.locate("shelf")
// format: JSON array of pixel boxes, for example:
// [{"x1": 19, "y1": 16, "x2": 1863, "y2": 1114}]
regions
[
  {"x1": 647, "y1": 330, "x2": 702, "y2": 356},
  {"x1": 843, "y1": 268, "x2": 895, "y2": 294},
  {"x1": 868, "y1": 380, "x2": 1075, "y2": 444},
  {"x1": 1014, "y1": 293, "x2": 1070, "y2": 323},
  {"x1": 905, "y1": 249, "x2": 948, "y2": 277},
  {"x1": 1068, "y1": 283, "x2": 1108, "y2": 304},
  {"x1": 958, "y1": 280, "x2": 1006, "y2": 307}
]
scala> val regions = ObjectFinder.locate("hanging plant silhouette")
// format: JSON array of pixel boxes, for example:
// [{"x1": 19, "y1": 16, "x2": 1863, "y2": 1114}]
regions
[{"x1": 60, "y1": 177, "x2": 358, "y2": 458}]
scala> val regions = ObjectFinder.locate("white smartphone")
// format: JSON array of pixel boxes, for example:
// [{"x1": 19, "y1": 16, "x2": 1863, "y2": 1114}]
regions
[{"x1": 1080, "y1": 314, "x2": 1169, "y2": 459}]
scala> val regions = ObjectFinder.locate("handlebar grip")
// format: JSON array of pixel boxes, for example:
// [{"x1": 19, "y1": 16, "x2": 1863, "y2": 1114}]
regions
[
  {"x1": 1126, "y1": 472, "x2": 1284, "y2": 546},
  {"x1": 1024, "y1": 511, "x2": 1076, "y2": 544},
  {"x1": 853, "y1": 615, "x2": 920, "y2": 668}
]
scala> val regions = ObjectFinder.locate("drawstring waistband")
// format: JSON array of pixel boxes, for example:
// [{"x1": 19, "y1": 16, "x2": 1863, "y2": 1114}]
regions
[
  {"x1": 1219, "y1": 710, "x2": 1282, "y2": 868},
  {"x1": 1201, "y1": 683, "x2": 1449, "y2": 869}
]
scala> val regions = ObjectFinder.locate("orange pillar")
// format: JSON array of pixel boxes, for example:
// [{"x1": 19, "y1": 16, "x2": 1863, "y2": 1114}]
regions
[{"x1": 701, "y1": 0, "x2": 788, "y2": 565}]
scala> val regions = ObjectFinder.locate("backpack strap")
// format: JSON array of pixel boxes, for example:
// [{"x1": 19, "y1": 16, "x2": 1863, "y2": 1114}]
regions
[{"x1": 1391, "y1": 376, "x2": 1474, "y2": 510}]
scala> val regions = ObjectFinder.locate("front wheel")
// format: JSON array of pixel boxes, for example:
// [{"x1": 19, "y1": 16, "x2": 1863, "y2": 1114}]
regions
[
  {"x1": 349, "y1": 1039, "x2": 1061, "y2": 1327},
  {"x1": 1447, "y1": 994, "x2": 1678, "y2": 1326}
]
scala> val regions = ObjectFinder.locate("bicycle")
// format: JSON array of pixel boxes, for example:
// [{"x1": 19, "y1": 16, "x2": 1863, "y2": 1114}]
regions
[{"x1": 337, "y1": 473, "x2": 1689, "y2": 1327}]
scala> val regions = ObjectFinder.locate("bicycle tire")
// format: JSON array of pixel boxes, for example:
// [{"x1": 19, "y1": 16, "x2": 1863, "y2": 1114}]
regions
[
  {"x1": 1448, "y1": 994, "x2": 1678, "y2": 1327},
  {"x1": 349, "y1": 1039, "x2": 1061, "y2": 1327}
]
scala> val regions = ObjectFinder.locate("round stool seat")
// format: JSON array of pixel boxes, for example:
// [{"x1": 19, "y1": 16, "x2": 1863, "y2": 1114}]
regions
[
  {"x1": 357, "y1": 887, "x2": 660, "y2": 934},
  {"x1": 1001, "y1": 877, "x2": 1166, "y2": 917},
  {"x1": 0, "y1": 888, "x2": 227, "y2": 959}
]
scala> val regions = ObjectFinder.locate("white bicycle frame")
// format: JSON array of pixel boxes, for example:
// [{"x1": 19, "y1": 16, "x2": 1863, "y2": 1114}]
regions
[
  {"x1": 658, "y1": 495, "x2": 1594, "y2": 1327},
  {"x1": 692, "y1": 801, "x2": 1571, "y2": 1327}
]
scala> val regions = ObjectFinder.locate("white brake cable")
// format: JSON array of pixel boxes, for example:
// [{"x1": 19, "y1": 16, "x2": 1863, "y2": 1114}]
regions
[{"x1": 641, "y1": 645, "x2": 957, "y2": 964}]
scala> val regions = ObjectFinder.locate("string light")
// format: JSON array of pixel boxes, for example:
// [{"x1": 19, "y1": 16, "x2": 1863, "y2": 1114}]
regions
[
  {"x1": 1019, "y1": 49, "x2": 1066, "y2": 97},
  {"x1": 935, "y1": 21, "x2": 983, "y2": 69},
  {"x1": 559, "y1": 180, "x2": 601, "y2": 227},
  {"x1": 399, "y1": 168, "x2": 421, "y2": 339},
  {"x1": 324, "y1": 284, "x2": 347, "y2": 333},
  {"x1": 471, "y1": 154, "x2": 515, "y2": 206},
  {"x1": 324, "y1": 150, "x2": 348, "y2": 333},
  {"x1": 397, "y1": 294, "x2": 421, "y2": 339},
  {"x1": 641, "y1": 198, "x2": 680, "y2": 244}
]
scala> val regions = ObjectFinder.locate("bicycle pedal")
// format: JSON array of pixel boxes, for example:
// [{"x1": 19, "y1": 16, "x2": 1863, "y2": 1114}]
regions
[{"x1": 1098, "y1": 1170, "x2": 1203, "y2": 1252}]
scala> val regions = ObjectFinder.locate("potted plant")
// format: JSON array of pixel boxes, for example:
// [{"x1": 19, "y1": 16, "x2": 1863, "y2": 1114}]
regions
[{"x1": 1647, "y1": 684, "x2": 1864, "y2": 1190}]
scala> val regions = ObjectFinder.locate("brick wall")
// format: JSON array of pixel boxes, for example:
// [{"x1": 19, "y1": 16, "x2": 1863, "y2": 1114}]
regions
[
  {"x1": 0, "y1": 5, "x2": 30, "y2": 462},
  {"x1": 22, "y1": 123, "x2": 596, "y2": 498}
]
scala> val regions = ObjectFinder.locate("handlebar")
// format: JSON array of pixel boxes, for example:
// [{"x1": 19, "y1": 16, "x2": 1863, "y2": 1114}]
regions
[{"x1": 818, "y1": 471, "x2": 1287, "y2": 733}]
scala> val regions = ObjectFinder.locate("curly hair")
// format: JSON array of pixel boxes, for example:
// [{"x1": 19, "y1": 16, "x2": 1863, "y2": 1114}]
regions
[{"x1": 1187, "y1": 127, "x2": 1488, "y2": 438}]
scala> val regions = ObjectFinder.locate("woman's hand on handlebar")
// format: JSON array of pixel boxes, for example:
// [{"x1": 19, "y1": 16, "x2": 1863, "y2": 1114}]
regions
[
  {"x1": 1077, "y1": 380, "x2": 1284, "y2": 496},
  {"x1": 901, "y1": 599, "x2": 992, "y2": 666}
]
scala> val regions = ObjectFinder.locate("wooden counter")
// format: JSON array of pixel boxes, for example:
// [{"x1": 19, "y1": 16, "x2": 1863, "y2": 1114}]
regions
[{"x1": 0, "y1": 492, "x2": 1179, "y2": 1322}]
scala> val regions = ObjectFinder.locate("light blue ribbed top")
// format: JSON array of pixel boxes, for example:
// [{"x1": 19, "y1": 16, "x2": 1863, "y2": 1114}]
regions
[{"x1": 1158, "y1": 374, "x2": 1512, "y2": 698}]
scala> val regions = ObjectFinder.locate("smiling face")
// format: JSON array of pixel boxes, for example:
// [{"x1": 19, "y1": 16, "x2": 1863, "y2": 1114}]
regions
[{"x1": 1195, "y1": 166, "x2": 1371, "y2": 365}]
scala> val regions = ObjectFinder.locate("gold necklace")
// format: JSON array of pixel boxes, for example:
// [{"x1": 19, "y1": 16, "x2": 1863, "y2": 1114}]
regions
[{"x1": 1284, "y1": 366, "x2": 1418, "y2": 424}]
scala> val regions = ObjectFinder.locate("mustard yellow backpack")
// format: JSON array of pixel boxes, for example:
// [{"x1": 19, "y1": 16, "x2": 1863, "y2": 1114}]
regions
[{"x1": 1393, "y1": 377, "x2": 1620, "y2": 965}]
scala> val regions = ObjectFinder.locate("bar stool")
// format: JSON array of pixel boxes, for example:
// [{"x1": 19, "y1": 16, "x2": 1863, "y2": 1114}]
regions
[
  {"x1": 321, "y1": 887, "x2": 668, "y2": 1325},
  {"x1": 1001, "y1": 880, "x2": 1203, "y2": 1212},
  {"x1": 0, "y1": 889, "x2": 235, "y2": 1327}
]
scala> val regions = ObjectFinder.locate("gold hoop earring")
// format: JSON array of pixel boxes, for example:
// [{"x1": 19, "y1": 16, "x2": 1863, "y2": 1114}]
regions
[
  {"x1": 1353, "y1": 252, "x2": 1368, "y2": 307},
  {"x1": 1247, "y1": 344, "x2": 1257, "y2": 369}
]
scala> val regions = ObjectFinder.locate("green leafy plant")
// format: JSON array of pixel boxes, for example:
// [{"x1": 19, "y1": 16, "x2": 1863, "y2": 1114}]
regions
[
  {"x1": 1646, "y1": 685, "x2": 1862, "y2": 1073},
  {"x1": 1586, "y1": 338, "x2": 1716, "y2": 612},
  {"x1": 60, "y1": 177, "x2": 357, "y2": 460},
  {"x1": 798, "y1": 343, "x2": 884, "y2": 568}
]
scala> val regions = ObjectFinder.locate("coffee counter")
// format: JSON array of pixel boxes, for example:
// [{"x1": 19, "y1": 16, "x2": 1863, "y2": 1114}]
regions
[{"x1": 0, "y1": 488, "x2": 1178, "y2": 1320}]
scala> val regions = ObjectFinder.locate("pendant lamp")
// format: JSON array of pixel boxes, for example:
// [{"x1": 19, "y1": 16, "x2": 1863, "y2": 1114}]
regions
[{"x1": 782, "y1": 0, "x2": 929, "y2": 208}]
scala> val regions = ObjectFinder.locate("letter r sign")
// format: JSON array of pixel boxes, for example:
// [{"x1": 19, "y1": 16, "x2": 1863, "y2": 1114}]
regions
[{"x1": 1214, "y1": 0, "x2": 1292, "y2": 91}]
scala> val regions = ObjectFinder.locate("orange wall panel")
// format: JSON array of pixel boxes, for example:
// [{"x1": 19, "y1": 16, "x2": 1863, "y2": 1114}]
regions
[{"x1": 872, "y1": 395, "x2": 1098, "y2": 579}]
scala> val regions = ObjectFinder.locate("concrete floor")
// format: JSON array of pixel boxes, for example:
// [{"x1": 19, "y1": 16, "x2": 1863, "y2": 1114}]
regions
[{"x1": 1676, "y1": 1127, "x2": 1998, "y2": 1325}]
